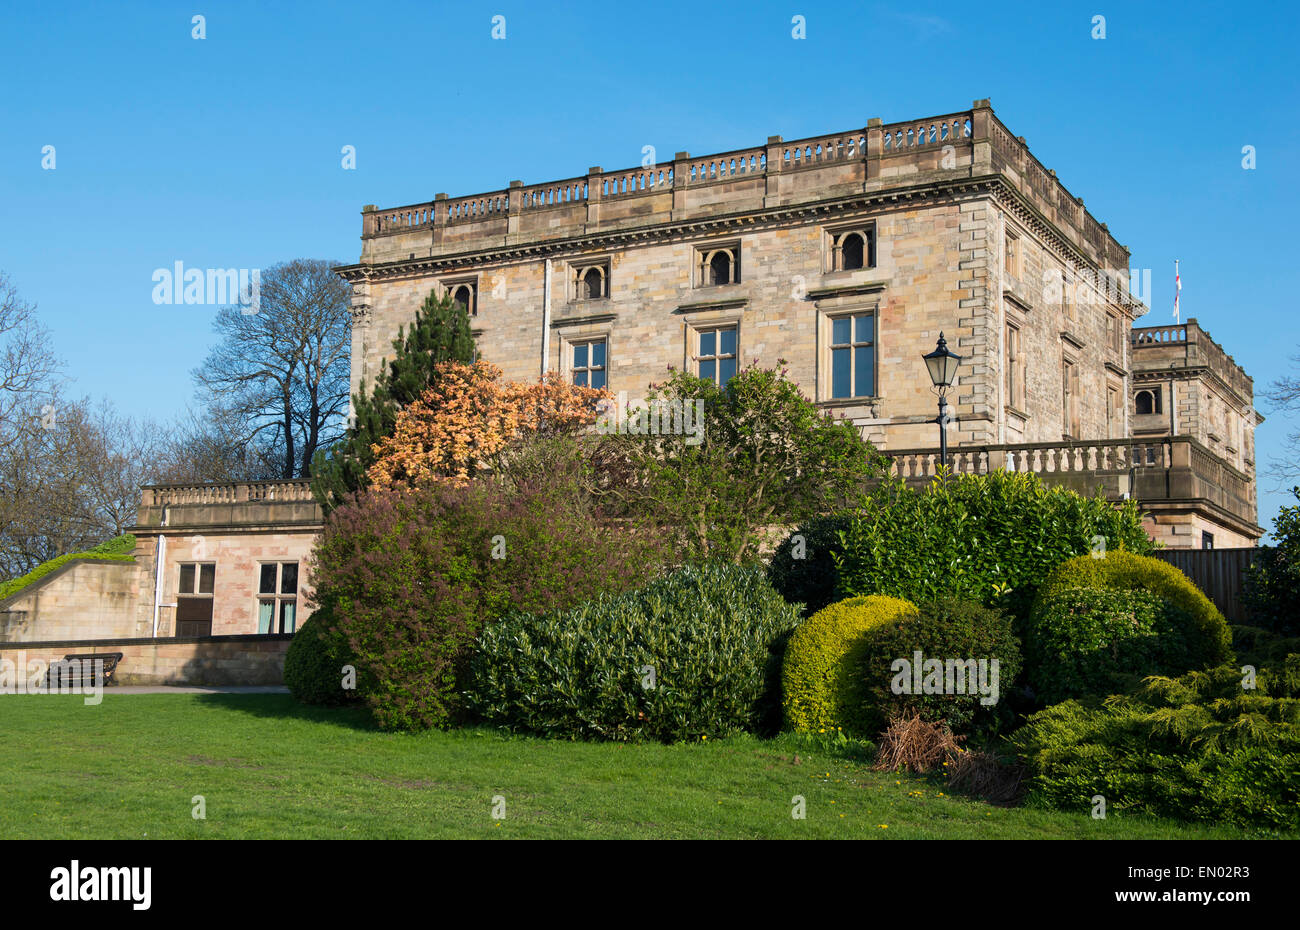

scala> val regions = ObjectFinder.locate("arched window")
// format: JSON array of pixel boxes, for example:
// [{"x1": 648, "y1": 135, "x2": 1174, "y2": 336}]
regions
[
  {"x1": 581, "y1": 266, "x2": 604, "y2": 300},
  {"x1": 1135, "y1": 389, "x2": 1162, "y2": 415},
  {"x1": 840, "y1": 232, "x2": 865, "y2": 270},
  {"x1": 449, "y1": 283, "x2": 476, "y2": 316},
  {"x1": 709, "y1": 250, "x2": 733, "y2": 286}
]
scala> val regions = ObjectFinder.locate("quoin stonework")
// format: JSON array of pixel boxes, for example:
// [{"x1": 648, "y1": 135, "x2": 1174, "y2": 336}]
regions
[{"x1": 0, "y1": 100, "x2": 1263, "y2": 663}]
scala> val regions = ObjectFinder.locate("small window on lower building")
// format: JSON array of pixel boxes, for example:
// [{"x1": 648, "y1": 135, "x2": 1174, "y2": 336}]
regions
[
  {"x1": 176, "y1": 562, "x2": 215, "y2": 637},
  {"x1": 695, "y1": 325, "x2": 737, "y2": 386},
  {"x1": 1202, "y1": 532, "x2": 1215, "y2": 550},
  {"x1": 571, "y1": 338, "x2": 607, "y2": 390},
  {"x1": 830, "y1": 312, "x2": 876, "y2": 399},
  {"x1": 257, "y1": 562, "x2": 298, "y2": 634}
]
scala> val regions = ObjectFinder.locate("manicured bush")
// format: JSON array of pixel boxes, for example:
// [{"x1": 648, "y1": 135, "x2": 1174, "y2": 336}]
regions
[
  {"x1": 858, "y1": 597, "x2": 1022, "y2": 735},
  {"x1": 1034, "y1": 551, "x2": 1231, "y2": 667},
  {"x1": 1243, "y1": 487, "x2": 1300, "y2": 636},
  {"x1": 767, "y1": 513, "x2": 853, "y2": 614},
  {"x1": 1023, "y1": 587, "x2": 1195, "y2": 704},
  {"x1": 464, "y1": 564, "x2": 800, "y2": 742},
  {"x1": 283, "y1": 608, "x2": 359, "y2": 706},
  {"x1": 1012, "y1": 659, "x2": 1300, "y2": 831},
  {"x1": 310, "y1": 480, "x2": 668, "y2": 731},
  {"x1": 781, "y1": 594, "x2": 918, "y2": 738},
  {"x1": 834, "y1": 472, "x2": 1153, "y2": 622}
]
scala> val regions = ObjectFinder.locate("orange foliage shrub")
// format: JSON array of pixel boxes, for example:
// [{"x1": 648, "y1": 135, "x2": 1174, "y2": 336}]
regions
[{"x1": 367, "y1": 360, "x2": 610, "y2": 488}]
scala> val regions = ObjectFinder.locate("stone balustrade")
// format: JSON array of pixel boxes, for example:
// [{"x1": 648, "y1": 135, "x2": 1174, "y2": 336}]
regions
[
  {"x1": 353, "y1": 100, "x2": 1130, "y2": 277},
  {"x1": 134, "y1": 479, "x2": 321, "y2": 531},
  {"x1": 881, "y1": 435, "x2": 1258, "y2": 536}
]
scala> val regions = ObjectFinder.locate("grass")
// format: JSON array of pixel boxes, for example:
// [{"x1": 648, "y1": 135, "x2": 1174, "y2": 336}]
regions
[{"x1": 0, "y1": 692, "x2": 1279, "y2": 839}]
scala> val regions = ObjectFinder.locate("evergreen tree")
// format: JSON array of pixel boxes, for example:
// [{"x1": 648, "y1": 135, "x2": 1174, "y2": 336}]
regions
[{"x1": 310, "y1": 291, "x2": 475, "y2": 511}]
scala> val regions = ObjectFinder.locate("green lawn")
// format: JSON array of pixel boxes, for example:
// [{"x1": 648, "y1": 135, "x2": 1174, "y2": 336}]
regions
[{"x1": 0, "y1": 693, "x2": 1276, "y2": 839}]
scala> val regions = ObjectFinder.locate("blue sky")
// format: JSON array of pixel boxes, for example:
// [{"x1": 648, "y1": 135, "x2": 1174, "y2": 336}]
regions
[{"x1": 1, "y1": 0, "x2": 1297, "y2": 532}]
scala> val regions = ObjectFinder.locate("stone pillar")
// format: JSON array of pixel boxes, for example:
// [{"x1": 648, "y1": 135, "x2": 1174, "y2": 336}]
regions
[
  {"x1": 865, "y1": 118, "x2": 883, "y2": 182},
  {"x1": 763, "y1": 136, "x2": 783, "y2": 206},
  {"x1": 970, "y1": 98, "x2": 994, "y2": 173},
  {"x1": 672, "y1": 152, "x2": 691, "y2": 214},
  {"x1": 433, "y1": 192, "x2": 448, "y2": 246},
  {"x1": 586, "y1": 167, "x2": 602, "y2": 229}
]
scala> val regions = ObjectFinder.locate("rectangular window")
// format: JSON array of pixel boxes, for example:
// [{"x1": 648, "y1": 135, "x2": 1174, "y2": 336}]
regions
[
  {"x1": 830, "y1": 312, "x2": 875, "y2": 399},
  {"x1": 257, "y1": 562, "x2": 299, "y2": 634},
  {"x1": 571, "y1": 338, "x2": 607, "y2": 390},
  {"x1": 1005, "y1": 323, "x2": 1023, "y2": 409},
  {"x1": 1202, "y1": 532, "x2": 1215, "y2": 550},
  {"x1": 1004, "y1": 230, "x2": 1019, "y2": 277},
  {"x1": 1062, "y1": 357, "x2": 1080, "y2": 439},
  {"x1": 1108, "y1": 313, "x2": 1123, "y2": 354},
  {"x1": 695, "y1": 325, "x2": 737, "y2": 386},
  {"x1": 176, "y1": 562, "x2": 215, "y2": 637}
]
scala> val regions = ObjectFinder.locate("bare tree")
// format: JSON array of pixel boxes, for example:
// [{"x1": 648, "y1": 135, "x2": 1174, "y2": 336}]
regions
[
  {"x1": 151, "y1": 408, "x2": 282, "y2": 485},
  {"x1": 0, "y1": 272, "x2": 61, "y2": 455},
  {"x1": 1263, "y1": 353, "x2": 1300, "y2": 485},
  {"x1": 192, "y1": 259, "x2": 352, "y2": 479}
]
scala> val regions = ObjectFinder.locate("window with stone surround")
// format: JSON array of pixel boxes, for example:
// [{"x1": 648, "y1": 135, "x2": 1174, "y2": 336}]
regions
[
  {"x1": 1005, "y1": 321, "x2": 1024, "y2": 410},
  {"x1": 1061, "y1": 354, "x2": 1080, "y2": 439},
  {"x1": 1135, "y1": 387, "x2": 1162, "y2": 415},
  {"x1": 445, "y1": 280, "x2": 477, "y2": 316},
  {"x1": 257, "y1": 562, "x2": 298, "y2": 634},
  {"x1": 826, "y1": 225, "x2": 876, "y2": 272},
  {"x1": 572, "y1": 261, "x2": 609, "y2": 301},
  {"x1": 696, "y1": 243, "x2": 740, "y2": 287},
  {"x1": 1108, "y1": 312, "x2": 1123, "y2": 355},
  {"x1": 694, "y1": 325, "x2": 738, "y2": 386},
  {"x1": 570, "y1": 338, "x2": 608, "y2": 389},
  {"x1": 827, "y1": 311, "x2": 876, "y2": 400},
  {"x1": 176, "y1": 562, "x2": 215, "y2": 637},
  {"x1": 1004, "y1": 229, "x2": 1020, "y2": 277}
]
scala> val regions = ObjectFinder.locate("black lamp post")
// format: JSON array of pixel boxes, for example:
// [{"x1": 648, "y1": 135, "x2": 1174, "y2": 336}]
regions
[{"x1": 923, "y1": 332, "x2": 963, "y2": 469}]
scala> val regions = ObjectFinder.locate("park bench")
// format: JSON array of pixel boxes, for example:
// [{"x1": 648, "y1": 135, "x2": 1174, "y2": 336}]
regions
[{"x1": 43, "y1": 652, "x2": 124, "y2": 689}]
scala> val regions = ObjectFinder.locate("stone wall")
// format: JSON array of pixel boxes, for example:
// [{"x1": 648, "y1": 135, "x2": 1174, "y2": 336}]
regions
[
  {"x1": 0, "y1": 634, "x2": 292, "y2": 686},
  {"x1": 0, "y1": 560, "x2": 147, "y2": 643}
]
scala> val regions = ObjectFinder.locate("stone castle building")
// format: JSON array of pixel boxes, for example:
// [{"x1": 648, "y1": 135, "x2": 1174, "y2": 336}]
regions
[
  {"x1": 339, "y1": 98, "x2": 1262, "y2": 547},
  {"x1": 0, "y1": 100, "x2": 1262, "y2": 655}
]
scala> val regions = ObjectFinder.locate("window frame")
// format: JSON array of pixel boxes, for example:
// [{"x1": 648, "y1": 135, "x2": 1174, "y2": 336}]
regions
[
  {"x1": 1004, "y1": 320, "x2": 1025, "y2": 411},
  {"x1": 570, "y1": 259, "x2": 611, "y2": 302},
  {"x1": 442, "y1": 276, "x2": 479, "y2": 316},
  {"x1": 694, "y1": 241, "x2": 742, "y2": 288},
  {"x1": 567, "y1": 336, "x2": 609, "y2": 390},
  {"x1": 691, "y1": 323, "x2": 739, "y2": 386},
  {"x1": 175, "y1": 561, "x2": 216, "y2": 637},
  {"x1": 256, "y1": 561, "x2": 299, "y2": 635},
  {"x1": 824, "y1": 223, "x2": 877, "y2": 273}
]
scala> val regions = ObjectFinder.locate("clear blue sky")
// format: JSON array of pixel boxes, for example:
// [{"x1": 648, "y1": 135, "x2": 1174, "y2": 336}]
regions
[{"x1": 2, "y1": 0, "x2": 1297, "y2": 533}]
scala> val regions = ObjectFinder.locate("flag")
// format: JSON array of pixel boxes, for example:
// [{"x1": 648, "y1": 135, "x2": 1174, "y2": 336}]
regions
[{"x1": 1173, "y1": 259, "x2": 1181, "y2": 322}]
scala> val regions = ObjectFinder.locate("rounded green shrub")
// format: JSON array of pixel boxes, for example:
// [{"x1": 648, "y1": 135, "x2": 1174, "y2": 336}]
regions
[
  {"x1": 858, "y1": 597, "x2": 1023, "y2": 735},
  {"x1": 1033, "y1": 551, "x2": 1231, "y2": 667},
  {"x1": 283, "y1": 608, "x2": 359, "y2": 706},
  {"x1": 1023, "y1": 587, "x2": 1195, "y2": 704},
  {"x1": 782, "y1": 594, "x2": 918, "y2": 738},
  {"x1": 464, "y1": 564, "x2": 800, "y2": 742}
]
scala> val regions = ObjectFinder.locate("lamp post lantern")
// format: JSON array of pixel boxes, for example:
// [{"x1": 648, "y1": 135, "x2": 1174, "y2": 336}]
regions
[{"x1": 922, "y1": 332, "x2": 963, "y2": 469}]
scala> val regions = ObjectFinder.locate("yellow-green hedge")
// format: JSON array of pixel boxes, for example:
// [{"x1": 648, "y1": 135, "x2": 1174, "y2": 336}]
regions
[
  {"x1": 781, "y1": 595, "x2": 918, "y2": 737},
  {"x1": 1032, "y1": 551, "x2": 1232, "y2": 666}
]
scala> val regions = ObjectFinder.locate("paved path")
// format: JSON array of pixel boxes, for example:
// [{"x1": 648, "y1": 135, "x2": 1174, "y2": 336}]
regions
[{"x1": 108, "y1": 685, "x2": 289, "y2": 695}]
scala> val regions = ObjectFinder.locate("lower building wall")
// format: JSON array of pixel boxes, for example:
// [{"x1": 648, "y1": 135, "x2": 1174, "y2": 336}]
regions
[
  {"x1": 1143, "y1": 513, "x2": 1256, "y2": 550},
  {"x1": 0, "y1": 634, "x2": 292, "y2": 686},
  {"x1": 0, "y1": 560, "x2": 148, "y2": 643}
]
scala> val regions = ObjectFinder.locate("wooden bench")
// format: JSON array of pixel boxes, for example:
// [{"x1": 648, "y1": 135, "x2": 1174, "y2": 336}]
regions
[{"x1": 44, "y1": 652, "x2": 124, "y2": 689}]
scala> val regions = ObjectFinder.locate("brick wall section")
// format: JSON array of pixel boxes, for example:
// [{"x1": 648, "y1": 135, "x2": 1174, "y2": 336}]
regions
[
  {"x1": 0, "y1": 560, "x2": 148, "y2": 643},
  {"x1": 0, "y1": 634, "x2": 292, "y2": 686}
]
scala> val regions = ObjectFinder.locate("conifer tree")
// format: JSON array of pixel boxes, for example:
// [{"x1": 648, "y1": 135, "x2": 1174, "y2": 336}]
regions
[{"x1": 310, "y1": 291, "x2": 475, "y2": 511}]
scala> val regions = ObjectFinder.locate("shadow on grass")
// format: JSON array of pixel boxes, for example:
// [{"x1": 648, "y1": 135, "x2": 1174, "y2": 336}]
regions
[{"x1": 191, "y1": 692, "x2": 380, "y2": 732}]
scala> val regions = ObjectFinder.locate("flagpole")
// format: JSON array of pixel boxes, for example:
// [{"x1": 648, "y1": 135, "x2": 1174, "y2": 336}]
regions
[{"x1": 1174, "y1": 259, "x2": 1181, "y2": 323}]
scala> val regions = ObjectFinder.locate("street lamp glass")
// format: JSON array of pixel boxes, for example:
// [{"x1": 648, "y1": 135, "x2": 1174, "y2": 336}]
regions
[{"x1": 923, "y1": 333, "x2": 962, "y2": 387}]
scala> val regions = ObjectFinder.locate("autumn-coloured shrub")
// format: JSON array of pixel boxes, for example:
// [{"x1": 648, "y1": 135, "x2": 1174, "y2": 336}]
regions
[
  {"x1": 367, "y1": 360, "x2": 609, "y2": 488},
  {"x1": 310, "y1": 478, "x2": 668, "y2": 731}
]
